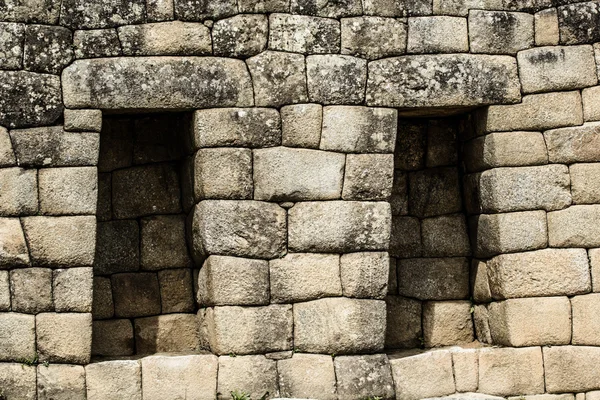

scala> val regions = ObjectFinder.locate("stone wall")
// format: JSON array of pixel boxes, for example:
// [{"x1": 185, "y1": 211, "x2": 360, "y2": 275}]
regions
[{"x1": 2, "y1": 0, "x2": 600, "y2": 399}]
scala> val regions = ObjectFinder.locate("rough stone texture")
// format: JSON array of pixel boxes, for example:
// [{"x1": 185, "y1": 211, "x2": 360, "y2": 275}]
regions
[
  {"x1": 193, "y1": 108, "x2": 281, "y2": 148},
  {"x1": 73, "y1": 29, "x2": 122, "y2": 58},
  {"x1": 478, "y1": 165, "x2": 571, "y2": 213},
  {"x1": 558, "y1": 2, "x2": 600, "y2": 45},
  {"x1": 278, "y1": 354, "x2": 337, "y2": 400},
  {"x1": 544, "y1": 346, "x2": 600, "y2": 393},
  {"x1": 307, "y1": 55, "x2": 367, "y2": 104},
  {"x1": 471, "y1": 259, "x2": 492, "y2": 303},
  {"x1": 194, "y1": 148, "x2": 252, "y2": 200},
  {"x1": 217, "y1": 355, "x2": 279, "y2": 400},
  {"x1": 0, "y1": 217, "x2": 30, "y2": 267},
  {"x1": 453, "y1": 349, "x2": 479, "y2": 393},
  {"x1": 395, "y1": 120, "x2": 427, "y2": 170},
  {"x1": 53, "y1": 268, "x2": 93, "y2": 312},
  {"x1": 571, "y1": 294, "x2": 600, "y2": 345},
  {"x1": 39, "y1": 167, "x2": 98, "y2": 215},
  {"x1": 397, "y1": 257, "x2": 470, "y2": 300},
  {"x1": 94, "y1": 220, "x2": 139, "y2": 275},
  {"x1": 158, "y1": 269, "x2": 194, "y2": 313},
  {"x1": 471, "y1": 211, "x2": 548, "y2": 257},
  {"x1": 408, "y1": 167, "x2": 462, "y2": 217},
  {"x1": 421, "y1": 214, "x2": 471, "y2": 257},
  {"x1": 198, "y1": 256, "x2": 269, "y2": 306},
  {"x1": 36, "y1": 312, "x2": 92, "y2": 364},
  {"x1": 0, "y1": 126, "x2": 16, "y2": 167},
  {"x1": 390, "y1": 172, "x2": 409, "y2": 216},
  {"x1": 407, "y1": 16, "x2": 468, "y2": 54},
  {"x1": 469, "y1": 10, "x2": 534, "y2": 54},
  {"x1": 474, "y1": 304, "x2": 492, "y2": 344},
  {"x1": 385, "y1": 296, "x2": 422, "y2": 349},
  {"x1": 213, "y1": 14, "x2": 267, "y2": 57},
  {"x1": 363, "y1": 0, "x2": 432, "y2": 16},
  {"x1": 487, "y1": 248, "x2": 591, "y2": 299},
  {"x1": 269, "y1": 14, "x2": 340, "y2": 54},
  {"x1": 193, "y1": 200, "x2": 287, "y2": 259},
  {"x1": 423, "y1": 301, "x2": 474, "y2": 347},
  {"x1": 0, "y1": 167, "x2": 38, "y2": 216},
  {"x1": 281, "y1": 103, "x2": 322, "y2": 148},
  {"x1": 10, "y1": 268, "x2": 52, "y2": 313},
  {"x1": 0, "y1": 313, "x2": 35, "y2": 361},
  {"x1": 85, "y1": 360, "x2": 141, "y2": 400},
  {"x1": 343, "y1": 154, "x2": 394, "y2": 200},
  {"x1": 63, "y1": 57, "x2": 254, "y2": 110},
  {"x1": 478, "y1": 347, "x2": 545, "y2": 396},
  {"x1": 583, "y1": 86, "x2": 600, "y2": 121},
  {"x1": 205, "y1": 305, "x2": 293, "y2": 355},
  {"x1": 518, "y1": 45, "x2": 597, "y2": 93},
  {"x1": 63, "y1": 109, "x2": 103, "y2": 133},
  {"x1": 60, "y1": 0, "x2": 145, "y2": 29},
  {"x1": 135, "y1": 314, "x2": 200, "y2": 354},
  {"x1": 174, "y1": 0, "x2": 237, "y2": 21},
  {"x1": 22, "y1": 216, "x2": 96, "y2": 267},
  {"x1": 92, "y1": 277, "x2": 113, "y2": 319},
  {"x1": 254, "y1": 147, "x2": 345, "y2": 201},
  {"x1": 239, "y1": 0, "x2": 289, "y2": 12},
  {"x1": 548, "y1": 205, "x2": 600, "y2": 247},
  {"x1": 0, "y1": 271, "x2": 9, "y2": 311},
  {"x1": 535, "y1": 8, "x2": 559, "y2": 46},
  {"x1": 571, "y1": 163, "x2": 600, "y2": 204},
  {"x1": 488, "y1": 297, "x2": 571, "y2": 346},
  {"x1": 545, "y1": 122, "x2": 600, "y2": 163},
  {"x1": 367, "y1": 54, "x2": 521, "y2": 108},
  {"x1": 432, "y1": 0, "x2": 501, "y2": 16},
  {"x1": 112, "y1": 273, "x2": 161, "y2": 317},
  {"x1": 118, "y1": 21, "x2": 211, "y2": 56},
  {"x1": 478, "y1": 91, "x2": 583, "y2": 132},
  {"x1": 140, "y1": 215, "x2": 191, "y2": 270},
  {"x1": 321, "y1": 106, "x2": 398, "y2": 153},
  {"x1": 0, "y1": 22, "x2": 24, "y2": 69},
  {"x1": 288, "y1": 201, "x2": 391, "y2": 252},
  {"x1": 591, "y1": 249, "x2": 600, "y2": 293},
  {"x1": 389, "y1": 350, "x2": 455, "y2": 400},
  {"x1": 0, "y1": 363, "x2": 36, "y2": 400},
  {"x1": 37, "y1": 364, "x2": 86, "y2": 400},
  {"x1": 335, "y1": 354, "x2": 395, "y2": 400},
  {"x1": 291, "y1": 0, "x2": 362, "y2": 17},
  {"x1": 147, "y1": 0, "x2": 174, "y2": 21},
  {"x1": 23, "y1": 25, "x2": 73, "y2": 75},
  {"x1": 341, "y1": 16, "x2": 407, "y2": 60},
  {"x1": 294, "y1": 298, "x2": 386, "y2": 354},
  {"x1": 92, "y1": 319, "x2": 134, "y2": 356},
  {"x1": 340, "y1": 252, "x2": 389, "y2": 299},
  {"x1": 426, "y1": 119, "x2": 458, "y2": 167}
]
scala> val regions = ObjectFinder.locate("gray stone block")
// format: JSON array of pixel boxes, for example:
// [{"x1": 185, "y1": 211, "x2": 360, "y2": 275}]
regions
[
  {"x1": 73, "y1": 29, "x2": 122, "y2": 58},
  {"x1": 147, "y1": 0, "x2": 174, "y2": 21},
  {"x1": 194, "y1": 148, "x2": 253, "y2": 200},
  {"x1": 37, "y1": 364, "x2": 86, "y2": 400},
  {"x1": 334, "y1": 354, "x2": 395, "y2": 400},
  {"x1": 269, "y1": 13, "x2": 340, "y2": 54},
  {"x1": 408, "y1": 167, "x2": 462, "y2": 217},
  {"x1": 91, "y1": 319, "x2": 134, "y2": 357},
  {"x1": 60, "y1": 0, "x2": 145, "y2": 29},
  {"x1": 398, "y1": 257, "x2": 470, "y2": 300},
  {"x1": 0, "y1": 126, "x2": 16, "y2": 167},
  {"x1": 140, "y1": 215, "x2": 191, "y2": 270},
  {"x1": 343, "y1": 154, "x2": 394, "y2": 201},
  {"x1": 385, "y1": 296, "x2": 422, "y2": 349},
  {"x1": 341, "y1": 16, "x2": 407, "y2": 60},
  {"x1": 217, "y1": 355, "x2": 279, "y2": 400},
  {"x1": 118, "y1": 21, "x2": 211, "y2": 56},
  {"x1": 0, "y1": 168, "x2": 38, "y2": 216},
  {"x1": 0, "y1": 22, "x2": 24, "y2": 69},
  {"x1": 86, "y1": 360, "x2": 141, "y2": 400},
  {"x1": 407, "y1": 16, "x2": 468, "y2": 54},
  {"x1": 390, "y1": 216, "x2": 422, "y2": 258},
  {"x1": 281, "y1": 104, "x2": 322, "y2": 148},
  {"x1": 158, "y1": 269, "x2": 194, "y2": 313},
  {"x1": 340, "y1": 252, "x2": 389, "y2": 299},
  {"x1": 557, "y1": 2, "x2": 600, "y2": 45},
  {"x1": 92, "y1": 277, "x2": 113, "y2": 319},
  {"x1": 112, "y1": 273, "x2": 161, "y2": 318},
  {"x1": 23, "y1": 25, "x2": 73, "y2": 74},
  {"x1": 174, "y1": 0, "x2": 236, "y2": 20},
  {"x1": 469, "y1": 10, "x2": 534, "y2": 54},
  {"x1": 0, "y1": 271, "x2": 9, "y2": 310},
  {"x1": 214, "y1": 15, "x2": 268, "y2": 57},
  {"x1": 277, "y1": 354, "x2": 337, "y2": 400},
  {"x1": 421, "y1": 214, "x2": 471, "y2": 257},
  {"x1": 291, "y1": 0, "x2": 362, "y2": 17},
  {"x1": 363, "y1": 0, "x2": 432, "y2": 16},
  {"x1": 0, "y1": 217, "x2": 30, "y2": 268},
  {"x1": 36, "y1": 312, "x2": 92, "y2": 364},
  {"x1": 94, "y1": 220, "x2": 139, "y2": 275},
  {"x1": 239, "y1": 0, "x2": 289, "y2": 12},
  {"x1": 395, "y1": 120, "x2": 427, "y2": 170},
  {"x1": 63, "y1": 109, "x2": 102, "y2": 132},
  {"x1": 0, "y1": 312, "x2": 35, "y2": 361},
  {"x1": 307, "y1": 55, "x2": 367, "y2": 104},
  {"x1": 39, "y1": 167, "x2": 98, "y2": 215},
  {"x1": 10, "y1": 268, "x2": 53, "y2": 314},
  {"x1": 53, "y1": 268, "x2": 93, "y2": 312}
]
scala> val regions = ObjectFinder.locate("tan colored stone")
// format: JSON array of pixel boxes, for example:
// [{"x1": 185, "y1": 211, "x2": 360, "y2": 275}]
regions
[
  {"x1": 548, "y1": 205, "x2": 600, "y2": 247},
  {"x1": 86, "y1": 360, "x2": 141, "y2": 400},
  {"x1": 582, "y1": 86, "x2": 600, "y2": 121},
  {"x1": 36, "y1": 312, "x2": 92, "y2": 364},
  {"x1": 213, "y1": 14, "x2": 268, "y2": 58},
  {"x1": 421, "y1": 214, "x2": 471, "y2": 257},
  {"x1": 385, "y1": 296, "x2": 422, "y2": 349},
  {"x1": 307, "y1": 55, "x2": 367, "y2": 104},
  {"x1": 478, "y1": 347, "x2": 545, "y2": 396},
  {"x1": 423, "y1": 301, "x2": 474, "y2": 347},
  {"x1": 474, "y1": 304, "x2": 492, "y2": 344},
  {"x1": 544, "y1": 346, "x2": 600, "y2": 393},
  {"x1": 0, "y1": 312, "x2": 35, "y2": 361},
  {"x1": 53, "y1": 267, "x2": 93, "y2": 312},
  {"x1": 545, "y1": 122, "x2": 600, "y2": 164},
  {"x1": 407, "y1": 16, "x2": 468, "y2": 53},
  {"x1": 217, "y1": 355, "x2": 279, "y2": 400},
  {"x1": 281, "y1": 104, "x2": 322, "y2": 149},
  {"x1": 194, "y1": 148, "x2": 253, "y2": 200},
  {"x1": 0, "y1": 126, "x2": 16, "y2": 166},
  {"x1": 452, "y1": 348, "x2": 479, "y2": 393},
  {"x1": 37, "y1": 364, "x2": 86, "y2": 400},
  {"x1": 335, "y1": 354, "x2": 395, "y2": 400},
  {"x1": 92, "y1": 277, "x2": 113, "y2": 319},
  {"x1": 469, "y1": 10, "x2": 533, "y2": 55},
  {"x1": 277, "y1": 354, "x2": 337, "y2": 400},
  {"x1": 535, "y1": 9, "x2": 559, "y2": 46},
  {"x1": 487, "y1": 249, "x2": 591, "y2": 299},
  {"x1": 572, "y1": 294, "x2": 600, "y2": 345},
  {"x1": 0, "y1": 217, "x2": 30, "y2": 268},
  {"x1": 471, "y1": 259, "x2": 492, "y2": 303},
  {"x1": 0, "y1": 271, "x2": 8, "y2": 311},
  {"x1": 591, "y1": 249, "x2": 600, "y2": 292},
  {"x1": 0, "y1": 363, "x2": 36, "y2": 400},
  {"x1": 10, "y1": 268, "x2": 52, "y2": 313},
  {"x1": 398, "y1": 257, "x2": 470, "y2": 300},
  {"x1": 340, "y1": 252, "x2": 389, "y2": 299},
  {"x1": 509, "y1": 395, "x2": 574, "y2": 400},
  {"x1": 135, "y1": 314, "x2": 201, "y2": 355},
  {"x1": 343, "y1": 154, "x2": 394, "y2": 201},
  {"x1": 0, "y1": 167, "x2": 37, "y2": 216},
  {"x1": 92, "y1": 319, "x2": 134, "y2": 357},
  {"x1": 158, "y1": 269, "x2": 194, "y2": 313},
  {"x1": 63, "y1": 109, "x2": 102, "y2": 132}
]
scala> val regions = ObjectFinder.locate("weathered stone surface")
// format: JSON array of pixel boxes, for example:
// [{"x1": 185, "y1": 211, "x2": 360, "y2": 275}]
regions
[
  {"x1": 147, "y1": 0, "x2": 174, "y2": 21},
  {"x1": 85, "y1": 360, "x2": 141, "y2": 400},
  {"x1": 205, "y1": 305, "x2": 293, "y2": 354},
  {"x1": 548, "y1": 205, "x2": 600, "y2": 247},
  {"x1": 288, "y1": 201, "x2": 391, "y2": 252},
  {"x1": 469, "y1": 10, "x2": 534, "y2": 54},
  {"x1": 23, "y1": 25, "x2": 73, "y2": 75},
  {"x1": 239, "y1": 0, "x2": 289, "y2": 12},
  {"x1": 474, "y1": 304, "x2": 492, "y2": 343},
  {"x1": 269, "y1": 14, "x2": 339, "y2": 54},
  {"x1": 432, "y1": 0, "x2": 502, "y2": 15},
  {"x1": 53, "y1": 268, "x2": 93, "y2": 312},
  {"x1": 10, "y1": 268, "x2": 52, "y2": 313},
  {"x1": 193, "y1": 200, "x2": 287, "y2": 259},
  {"x1": 487, "y1": 248, "x2": 591, "y2": 299},
  {"x1": 386, "y1": 296, "x2": 422, "y2": 348},
  {"x1": 213, "y1": 14, "x2": 267, "y2": 57},
  {"x1": 247, "y1": 51, "x2": 308, "y2": 107},
  {"x1": 174, "y1": 0, "x2": 237, "y2": 21},
  {"x1": 340, "y1": 252, "x2": 389, "y2": 299},
  {"x1": 118, "y1": 21, "x2": 211, "y2": 56},
  {"x1": 307, "y1": 55, "x2": 367, "y2": 104},
  {"x1": 92, "y1": 277, "x2": 113, "y2": 319},
  {"x1": 488, "y1": 297, "x2": 571, "y2": 346},
  {"x1": 278, "y1": 354, "x2": 337, "y2": 400},
  {"x1": 140, "y1": 215, "x2": 191, "y2": 269},
  {"x1": 421, "y1": 214, "x2": 471, "y2": 257},
  {"x1": 341, "y1": 16, "x2": 407, "y2": 59},
  {"x1": 0, "y1": 271, "x2": 9, "y2": 310},
  {"x1": 0, "y1": 217, "x2": 30, "y2": 267},
  {"x1": 389, "y1": 350, "x2": 455, "y2": 400},
  {"x1": 571, "y1": 163, "x2": 600, "y2": 204},
  {"x1": 0, "y1": 363, "x2": 36, "y2": 400},
  {"x1": 388, "y1": 258, "x2": 397, "y2": 294},
  {"x1": 0, "y1": 168, "x2": 37, "y2": 216},
  {"x1": 0, "y1": 0, "x2": 60, "y2": 23},
  {"x1": 478, "y1": 347, "x2": 545, "y2": 396},
  {"x1": 408, "y1": 167, "x2": 462, "y2": 217},
  {"x1": 270, "y1": 253, "x2": 341, "y2": 303},
  {"x1": 194, "y1": 148, "x2": 252, "y2": 200},
  {"x1": 583, "y1": 86, "x2": 600, "y2": 121},
  {"x1": 0, "y1": 22, "x2": 24, "y2": 69},
  {"x1": 92, "y1": 319, "x2": 134, "y2": 356},
  {"x1": 426, "y1": 119, "x2": 458, "y2": 168},
  {"x1": 37, "y1": 364, "x2": 86, "y2": 400},
  {"x1": 64, "y1": 109, "x2": 102, "y2": 132},
  {"x1": 217, "y1": 355, "x2": 279, "y2": 400},
  {"x1": 10, "y1": 126, "x2": 99, "y2": 167},
  {"x1": 198, "y1": 256, "x2": 269, "y2": 306},
  {"x1": 135, "y1": 314, "x2": 201, "y2": 354},
  {"x1": 590, "y1": 249, "x2": 600, "y2": 292},
  {"x1": 281, "y1": 104, "x2": 322, "y2": 148},
  {"x1": 558, "y1": 2, "x2": 600, "y2": 45},
  {"x1": 0, "y1": 313, "x2": 35, "y2": 361},
  {"x1": 39, "y1": 167, "x2": 97, "y2": 215},
  {"x1": 63, "y1": 57, "x2": 254, "y2": 110},
  {"x1": 452, "y1": 348, "x2": 479, "y2": 393},
  {"x1": 367, "y1": 54, "x2": 521, "y2": 108},
  {"x1": 471, "y1": 211, "x2": 548, "y2": 257},
  {"x1": 397, "y1": 257, "x2": 470, "y2": 300},
  {"x1": 423, "y1": 301, "x2": 474, "y2": 347},
  {"x1": 571, "y1": 294, "x2": 600, "y2": 345},
  {"x1": 158, "y1": 269, "x2": 194, "y2": 313},
  {"x1": 478, "y1": 165, "x2": 571, "y2": 213},
  {"x1": 343, "y1": 154, "x2": 394, "y2": 200},
  {"x1": 471, "y1": 259, "x2": 492, "y2": 303},
  {"x1": 73, "y1": 29, "x2": 122, "y2": 58},
  {"x1": 193, "y1": 108, "x2": 280, "y2": 148},
  {"x1": 112, "y1": 272, "x2": 161, "y2": 318},
  {"x1": 390, "y1": 216, "x2": 421, "y2": 258},
  {"x1": 291, "y1": 0, "x2": 362, "y2": 17},
  {"x1": 518, "y1": 45, "x2": 597, "y2": 93},
  {"x1": 94, "y1": 220, "x2": 139, "y2": 275},
  {"x1": 478, "y1": 91, "x2": 583, "y2": 132},
  {"x1": 60, "y1": 0, "x2": 146, "y2": 29},
  {"x1": 335, "y1": 354, "x2": 395, "y2": 400},
  {"x1": 395, "y1": 120, "x2": 427, "y2": 170},
  {"x1": 390, "y1": 172, "x2": 408, "y2": 216},
  {"x1": 535, "y1": 8, "x2": 559, "y2": 46},
  {"x1": 407, "y1": 16, "x2": 468, "y2": 54},
  {"x1": 37, "y1": 312, "x2": 92, "y2": 364},
  {"x1": 545, "y1": 122, "x2": 600, "y2": 163},
  {"x1": 321, "y1": 106, "x2": 398, "y2": 153},
  {"x1": 22, "y1": 216, "x2": 96, "y2": 267},
  {"x1": 363, "y1": 0, "x2": 432, "y2": 16},
  {"x1": 254, "y1": 147, "x2": 345, "y2": 201},
  {"x1": 294, "y1": 298, "x2": 386, "y2": 354},
  {"x1": 544, "y1": 346, "x2": 600, "y2": 393},
  {"x1": 0, "y1": 127, "x2": 15, "y2": 167}
]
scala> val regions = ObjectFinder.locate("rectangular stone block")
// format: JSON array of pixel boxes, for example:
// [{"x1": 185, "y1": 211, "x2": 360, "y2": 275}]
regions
[
  {"x1": 385, "y1": 296, "x2": 422, "y2": 349},
  {"x1": 535, "y1": 8, "x2": 559, "y2": 46},
  {"x1": 140, "y1": 215, "x2": 191, "y2": 270},
  {"x1": 294, "y1": 298, "x2": 386, "y2": 354},
  {"x1": 92, "y1": 319, "x2": 134, "y2": 357},
  {"x1": 112, "y1": 273, "x2": 161, "y2": 318},
  {"x1": 478, "y1": 347, "x2": 545, "y2": 396},
  {"x1": 0, "y1": 217, "x2": 30, "y2": 268},
  {"x1": 397, "y1": 257, "x2": 470, "y2": 300},
  {"x1": 118, "y1": 21, "x2": 211, "y2": 56},
  {"x1": 73, "y1": 28, "x2": 122, "y2": 59},
  {"x1": 39, "y1": 167, "x2": 98, "y2": 215},
  {"x1": 452, "y1": 348, "x2": 479, "y2": 393},
  {"x1": 269, "y1": 13, "x2": 340, "y2": 54},
  {"x1": 194, "y1": 148, "x2": 253, "y2": 200},
  {"x1": 94, "y1": 220, "x2": 139, "y2": 275},
  {"x1": 281, "y1": 103, "x2": 322, "y2": 149},
  {"x1": 290, "y1": 0, "x2": 362, "y2": 18},
  {"x1": 421, "y1": 214, "x2": 471, "y2": 257},
  {"x1": 36, "y1": 312, "x2": 92, "y2": 364},
  {"x1": 217, "y1": 355, "x2": 279, "y2": 400},
  {"x1": 158, "y1": 269, "x2": 194, "y2": 313},
  {"x1": 390, "y1": 216, "x2": 421, "y2": 258},
  {"x1": 364, "y1": 0, "x2": 432, "y2": 16},
  {"x1": 582, "y1": 86, "x2": 600, "y2": 121},
  {"x1": 10, "y1": 268, "x2": 53, "y2": 313},
  {"x1": 37, "y1": 364, "x2": 86, "y2": 400},
  {"x1": 548, "y1": 205, "x2": 600, "y2": 247},
  {"x1": 92, "y1": 277, "x2": 113, "y2": 319},
  {"x1": 307, "y1": 55, "x2": 367, "y2": 104},
  {"x1": 0, "y1": 363, "x2": 36, "y2": 400},
  {"x1": 471, "y1": 260, "x2": 492, "y2": 303},
  {"x1": 334, "y1": 354, "x2": 395, "y2": 400},
  {"x1": 592, "y1": 249, "x2": 600, "y2": 293},
  {"x1": 0, "y1": 271, "x2": 9, "y2": 310},
  {"x1": 572, "y1": 293, "x2": 600, "y2": 345},
  {"x1": 544, "y1": 346, "x2": 600, "y2": 393},
  {"x1": 288, "y1": 201, "x2": 391, "y2": 253},
  {"x1": 239, "y1": 0, "x2": 289, "y2": 13},
  {"x1": 407, "y1": 16, "x2": 469, "y2": 53},
  {"x1": 0, "y1": 312, "x2": 35, "y2": 361},
  {"x1": 487, "y1": 249, "x2": 591, "y2": 299},
  {"x1": 0, "y1": 22, "x2": 24, "y2": 69},
  {"x1": 408, "y1": 167, "x2": 462, "y2": 217},
  {"x1": 86, "y1": 360, "x2": 141, "y2": 400},
  {"x1": 343, "y1": 154, "x2": 394, "y2": 201},
  {"x1": 545, "y1": 122, "x2": 600, "y2": 164},
  {"x1": 63, "y1": 109, "x2": 102, "y2": 132},
  {"x1": 423, "y1": 300, "x2": 474, "y2": 347},
  {"x1": 340, "y1": 252, "x2": 389, "y2": 299},
  {"x1": 474, "y1": 304, "x2": 492, "y2": 343},
  {"x1": 558, "y1": 2, "x2": 600, "y2": 45},
  {"x1": 341, "y1": 16, "x2": 407, "y2": 60},
  {"x1": 278, "y1": 354, "x2": 337, "y2": 400},
  {"x1": 0, "y1": 126, "x2": 16, "y2": 167},
  {"x1": 0, "y1": 167, "x2": 38, "y2": 216},
  {"x1": 135, "y1": 314, "x2": 200, "y2": 355},
  {"x1": 469, "y1": 10, "x2": 534, "y2": 55}
]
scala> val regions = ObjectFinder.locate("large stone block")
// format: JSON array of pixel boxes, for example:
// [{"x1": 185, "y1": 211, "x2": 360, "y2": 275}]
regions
[
  {"x1": 254, "y1": 147, "x2": 345, "y2": 201},
  {"x1": 397, "y1": 257, "x2": 470, "y2": 300},
  {"x1": 118, "y1": 21, "x2": 211, "y2": 56},
  {"x1": 85, "y1": 360, "x2": 141, "y2": 400},
  {"x1": 367, "y1": 54, "x2": 520, "y2": 108},
  {"x1": 62, "y1": 57, "x2": 254, "y2": 110},
  {"x1": 92, "y1": 277, "x2": 113, "y2": 319},
  {"x1": 469, "y1": 10, "x2": 534, "y2": 54},
  {"x1": 582, "y1": 86, "x2": 600, "y2": 121},
  {"x1": 0, "y1": 126, "x2": 16, "y2": 167},
  {"x1": 394, "y1": 120, "x2": 426, "y2": 170},
  {"x1": 407, "y1": 16, "x2": 469, "y2": 54},
  {"x1": 290, "y1": 0, "x2": 363, "y2": 17},
  {"x1": 487, "y1": 249, "x2": 591, "y2": 299},
  {"x1": 288, "y1": 201, "x2": 391, "y2": 253},
  {"x1": 23, "y1": 25, "x2": 73, "y2": 75},
  {"x1": 173, "y1": 0, "x2": 236, "y2": 20},
  {"x1": 572, "y1": 293, "x2": 600, "y2": 345},
  {"x1": 269, "y1": 14, "x2": 340, "y2": 54},
  {"x1": 307, "y1": 55, "x2": 367, "y2": 104},
  {"x1": 22, "y1": 216, "x2": 96, "y2": 267},
  {"x1": 0, "y1": 217, "x2": 30, "y2": 268},
  {"x1": 0, "y1": 0, "x2": 60, "y2": 23},
  {"x1": 94, "y1": 220, "x2": 139, "y2": 275},
  {"x1": 194, "y1": 148, "x2": 253, "y2": 200},
  {"x1": 421, "y1": 214, "x2": 471, "y2": 257},
  {"x1": 213, "y1": 14, "x2": 267, "y2": 58},
  {"x1": 63, "y1": 109, "x2": 102, "y2": 132},
  {"x1": 60, "y1": 0, "x2": 145, "y2": 29},
  {"x1": 0, "y1": 22, "x2": 24, "y2": 70},
  {"x1": 198, "y1": 256, "x2": 269, "y2": 306},
  {"x1": 112, "y1": 273, "x2": 161, "y2": 318},
  {"x1": 192, "y1": 200, "x2": 286, "y2": 259},
  {"x1": 518, "y1": 45, "x2": 597, "y2": 93},
  {"x1": 270, "y1": 253, "x2": 341, "y2": 303},
  {"x1": 293, "y1": 298, "x2": 386, "y2": 354},
  {"x1": 0, "y1": 168, "x2": 38, "y2": 216},
  {"x1": 389, "y1": 350, "x2": 455, "y2": 400},
  {"x1": 277, "y1": 354, "x2": 337, "y2": 400},
  {"x1": 363, "y1": 0, "x2": 431, "y2": 16},
  {"x1": 73, "y1": 29, "x2": 122, "y2": 59},
  {"x1": 37, "y1": 364, "x2": 86, "y2": 400},
  {"x1": 557, "y1": 2, "x2": 600, "y2": 45},
  {"x1": 548, "y1": 205, "x2": 600, "y2": 247},
  {"x1": 341, "y1": 16, "x2": 407, "y2": 60},
  {"x1": 535, "y1": 8, "x2": 559, "y2": 46},
  {"x1": 281, "y1": 103, "x2": 322, "y2": 148},
  {"x1": 38, "y1": 167, "x2": 98, "y2": 215},
  {"x1": 478, "y1": 347, "x2": 545, "y2": 396},
  {"x1": 343, "y1": 154, "x2": 394, "y2": 201},
  {"x1": 423, "y1": 301, "x2": 474, "y2": 347},
  {"x1": 158, "y1": 269, "x2": 194, "y2": 313},
  {"x1": 385, "y1": 296, "x2": 422, "y2": 349},
  {"x1": 488, "y1": 297, "x2": 571, "y2": 346},
  {"x1": 140, "y1": 215, "x2": 191, "y2": 270},
  {"x1": 135, "y1": 314, "x2": 201, "y2": 355},
  {"x1": 92, "y1": 319, "x2": 134, "y2": 357},
  {"x1": 544, "y1": 346, "x2": 600, "y2": 393},
  {"x1": 205, "y1": 305, "x2": 293, "y2": 355},
  {"x1": 335, "y1": 355, "x2": 395, "y2": 399},
  {"x1": 0, "y1": 313, "x2": 35, "y2": 361},
  {"x1": 408, "y1": 167, "x2": 462, "y2": 217},
  {"x1": 452, "y1": 348, "x2": 479, "y2": 393},
  {"x1": 545, "y1": 122, "x2": 600, "y2": 163},
  {"x1": 340, "y1": 252, "x2": 389, "y2": 299},
  {"x1": 217, "y1": 355, "x2": 279, "y2": 400},
  {"x1": 10, "y1": 268, "x2": 53, "y2": 313},
  {"x1": 390, "y1": 216, "x2": 422, "y2": 258},
  {"x1": 239, "y1": 0, "x2": 289, "y2": 12},
  {"x1": 0, "y1": 363, "x2": 36, "y2": 400},
  {"x1": 36, "y1": 312, "x2": 92, "y2": 364}
]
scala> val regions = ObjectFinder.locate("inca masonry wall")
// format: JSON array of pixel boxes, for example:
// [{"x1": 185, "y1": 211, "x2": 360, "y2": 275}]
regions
[{"x1": 2, "y1": 0, "x2": 600, "y2": 399}]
